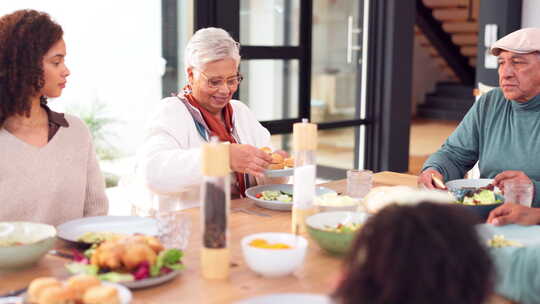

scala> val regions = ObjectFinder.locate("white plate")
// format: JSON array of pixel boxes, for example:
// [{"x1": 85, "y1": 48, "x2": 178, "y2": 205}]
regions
[
  {"x1": 57, "y1": 216, "x2": 159, "y2": 243},
  {"x1": 120, "y1": 269, "x2": 181, "y2": 289},
  {"x1": 245, "y1": 184, "x2": 336, "y2": 211},
  {"x1": 264, "y1": 167, "x2": 294, "y2": 178},
  {"x1": 237, "y1": 293, "x2": 332, "y2": 304},
  {"x1": 103, "y1": 282, "x2": 132, "y2": 304}
]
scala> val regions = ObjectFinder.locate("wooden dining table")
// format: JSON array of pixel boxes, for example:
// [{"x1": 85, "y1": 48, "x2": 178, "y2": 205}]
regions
[{"x1": 0, "y1": 171, "x2": 513, "y2": 304}]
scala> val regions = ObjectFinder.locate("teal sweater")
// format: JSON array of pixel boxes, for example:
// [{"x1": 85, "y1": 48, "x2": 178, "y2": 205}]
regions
[{"x1": 423, "y1": 88, "x2": 540, "y2": 206}]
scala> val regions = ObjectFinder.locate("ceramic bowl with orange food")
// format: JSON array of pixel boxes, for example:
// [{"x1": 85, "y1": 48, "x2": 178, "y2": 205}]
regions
[{"x1": 241, "y1": 232, "x2": 308, "y2": 277}]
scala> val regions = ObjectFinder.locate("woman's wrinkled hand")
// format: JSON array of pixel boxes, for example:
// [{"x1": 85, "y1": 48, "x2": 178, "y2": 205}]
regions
[
  {"x1": 418, "y1": 168, "x2": 446, "y2": 190},
  {"x1": 487, "y1": 202, "x2": 540, "y2": 226},
  {"x1": 230, "y1": 144, "x2": 272, "y2": 177},
  {"x1": 493, "y1": 170, "x2": 532, "y2": 193}
]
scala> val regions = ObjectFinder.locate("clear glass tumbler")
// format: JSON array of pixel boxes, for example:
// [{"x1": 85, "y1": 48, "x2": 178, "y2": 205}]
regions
[
  {"x1": 504, "y1": 180, "x2": 533, "y2": 207},
  {"x1": 346, "y1": 169, "x2": 373, "y2": 199},
  {"x1": 155, "y1": 211, "x2": 192, "y2": 250}
]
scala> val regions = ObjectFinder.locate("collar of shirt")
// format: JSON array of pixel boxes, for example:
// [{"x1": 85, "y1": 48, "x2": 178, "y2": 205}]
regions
[{"x1": 41, "y1": 102, "x2": 69, "y2": 128}]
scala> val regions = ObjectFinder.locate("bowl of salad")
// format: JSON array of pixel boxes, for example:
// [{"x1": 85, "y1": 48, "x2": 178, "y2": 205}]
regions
[
  {"x1": 305, "y1": 211, "x2": 370, "y2": 255},
  {"x1": 0, "y1": 222, "x2": 56, "y2": 269},
  {"x1": 446, "y1": 179, "x2": 504, "y2": 220},
  {"x1": 245, "y1": 184, "x2": 336, "y2": 211}
]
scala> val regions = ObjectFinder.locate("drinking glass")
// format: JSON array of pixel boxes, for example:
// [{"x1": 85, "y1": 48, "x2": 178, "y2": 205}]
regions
[
  {"x1": 346, "y1": 169, "x2": 373, "y2": 199},
  {"x1": 155, "y1": 211, "x2": 192, "y2": 250},
  {"x1": 504, "y1": 180, "x2": 533, "y2": 207}
]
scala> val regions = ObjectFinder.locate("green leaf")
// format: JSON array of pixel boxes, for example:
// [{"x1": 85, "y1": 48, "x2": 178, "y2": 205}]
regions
[
  {"x1": 98, "y1": 272, "x2": 134, "y2": 283},
  {"x1": 65, "y1": 262, "x2": 98, "y2": 275}
]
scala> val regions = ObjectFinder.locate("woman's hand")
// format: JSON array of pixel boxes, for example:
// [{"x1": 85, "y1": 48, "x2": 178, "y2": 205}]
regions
[
  {"x1": 273, "y1": 150, "x2": 289, "y2": 158},
  {"x1": 230, "y1": 144, "x2": 272, "y2": 177},
  {"x1": 487, "y1": 202, "x2": 540, "y2": 226},
  {"x1": 493, "y1": 170, "x2": 532, "y2": 193},
  {"x1": 418, "y1": 168, "x2": 446, "y2": 190}
]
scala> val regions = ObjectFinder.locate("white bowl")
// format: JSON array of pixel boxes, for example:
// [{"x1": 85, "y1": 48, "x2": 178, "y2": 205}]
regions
[
  {"x1": 0, "y1": 222, "x2": 56, "y2": 269},
  {"x1": 241, "y1": 232, "x2": 308, "y2": 277}
]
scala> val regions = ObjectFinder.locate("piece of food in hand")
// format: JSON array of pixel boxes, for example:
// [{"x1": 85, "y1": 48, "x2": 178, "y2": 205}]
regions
[
  {"x1": 65, "y1": 274, "x2": 101, "y2": 301},
  {"x1": 267, "y1": 163, "x2": 285, "y2": 170},
  {"x1": 83, "y1": 285, "x2": 120, "y2": 304},
  {"x1": 260, "y1": 146, "x2": 272, "y2": 154},
  {"x1": 28, "y1": 277, "x2": 62, "y2": 303},
  {"x1": 283, "y1": 157, "x2": 294, "y2": 168},
  {"x1": 270, "y1": 153, "x2": 284, "y2": 164}
]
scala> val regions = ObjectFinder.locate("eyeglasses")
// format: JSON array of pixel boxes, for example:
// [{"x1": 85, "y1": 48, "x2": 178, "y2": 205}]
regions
[{"x1": 197, "y1": 70, "x2": 243, "y2": 89}]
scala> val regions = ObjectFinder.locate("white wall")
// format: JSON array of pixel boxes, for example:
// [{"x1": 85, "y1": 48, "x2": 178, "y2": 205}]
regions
[
  {"x1": 522, "y1": 0, "x2": 540, "y2": 27},
  {"x1": 0, "y1": 1, "x2": 163, "y2": 156}
]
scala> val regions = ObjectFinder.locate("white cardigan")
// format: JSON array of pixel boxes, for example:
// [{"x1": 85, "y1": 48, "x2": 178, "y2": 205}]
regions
[{"x1": 137, "y1": 96, "x2": 274, "y2": 210}]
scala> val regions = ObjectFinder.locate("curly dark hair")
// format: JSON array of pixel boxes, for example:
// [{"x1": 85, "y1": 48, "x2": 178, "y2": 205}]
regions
[
  {"x1": 0, "y1": 9, "x2": 63, "y2": 126},
  {"x1": 333, "y1": 202, "x2": 494, "y2": 304}
]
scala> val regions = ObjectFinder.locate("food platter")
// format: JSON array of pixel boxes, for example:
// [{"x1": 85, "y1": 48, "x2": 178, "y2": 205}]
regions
[
  {"x1": 120, "y1": 269, "x2": 181, "y2": 289},
  {"x1": 57, "y1": 216, "x2": 159, "y2": 244},
  {"x1": 264, "y1": 167, "x2": 294, "y2": 178},
  {"x1": 245, "y1": 184, "x2": 336, "y2": 211}
]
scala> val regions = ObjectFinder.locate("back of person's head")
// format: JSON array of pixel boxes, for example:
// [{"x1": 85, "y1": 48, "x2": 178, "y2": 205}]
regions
[
  {"x1": 0, "y1": 9, "x2": 63, "y2": 126},
  {"x1": 333, "y1": 202, "x2": 494, "y2": 304},
  {"x1": 184, "y1": 27, "x2": 240, "y2": 76}
]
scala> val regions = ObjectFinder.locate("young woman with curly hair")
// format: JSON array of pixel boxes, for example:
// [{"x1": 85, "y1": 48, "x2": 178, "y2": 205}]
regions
[
  {"x1": 0, "y1": 9, "x2": 108, "y2": 225},
  {"x1": 333, "y1": 203, "x2": 494, "y2": 304}
]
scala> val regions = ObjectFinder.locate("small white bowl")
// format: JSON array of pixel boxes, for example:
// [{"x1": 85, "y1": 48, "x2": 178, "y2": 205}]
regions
[
  {"x1": 0, "y1": 222, "x2": 56, "y2": 269},
  {"x1": 241, "y1": 232, "x2": 308, "y2": 277}
]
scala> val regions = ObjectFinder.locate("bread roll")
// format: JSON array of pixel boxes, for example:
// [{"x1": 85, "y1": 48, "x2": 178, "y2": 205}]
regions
[
  {"x1": 83, "y1": 285, "x2": 120, "y2": 304},
  {"x1": 267, "y1": 163, "x2": 284, "y2": 170},
  {"x1": 28, "y1": 277, "x2": 61, "y2": 303},
  {"x1": 283, "y1": 157, "x2": 294, "y2": 168},
  {"x1": 37, "y1": 286, "x2": 75, "y2": 304},
  {"x1": 260, "y1": 147, "x2": 272, "y2": 154},
  {"x1": 270, "y1": 153, "x2": 284, "y2": 164},
  {"x1": 65, "y1": 274, "x2": 101, "y2": 301}
]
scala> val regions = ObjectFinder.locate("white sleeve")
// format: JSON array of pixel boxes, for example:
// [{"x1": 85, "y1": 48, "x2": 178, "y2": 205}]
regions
[{"x1": 137, "y1": 103, "x2": 204, "y2": 194}]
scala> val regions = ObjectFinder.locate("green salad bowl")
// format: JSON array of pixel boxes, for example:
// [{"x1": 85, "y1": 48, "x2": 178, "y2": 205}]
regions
[
  {"x1": 305, "y1": 211, "x2": 370, "y2": 256},
  {"x1": 0, "y1": 222, "x2": 56, "y2": 269}
]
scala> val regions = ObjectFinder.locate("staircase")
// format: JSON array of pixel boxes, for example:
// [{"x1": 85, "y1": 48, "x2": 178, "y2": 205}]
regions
[
  {"x1": 417, "y1": 82, "x2": 475, "y2": 120},
  {"x1": 415, "y1": 0, "x2": 479, "y2": 120}
]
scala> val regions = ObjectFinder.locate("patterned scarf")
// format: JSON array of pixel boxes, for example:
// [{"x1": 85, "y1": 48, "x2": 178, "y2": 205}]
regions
[{"x1": 182, "y1": 85, "x2": 246, "y2": 196}]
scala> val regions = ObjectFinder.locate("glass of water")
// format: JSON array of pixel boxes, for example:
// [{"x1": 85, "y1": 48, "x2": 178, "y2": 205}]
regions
[
  {"x1": 504, "y1": 180, "x2": 533, "y2": 207},
  {"x1": 346, "y1": 169, "x2": 373, "y2": 199},
  {"x1": 155, "y1": 211, "x2": 192, "y2": 250}
]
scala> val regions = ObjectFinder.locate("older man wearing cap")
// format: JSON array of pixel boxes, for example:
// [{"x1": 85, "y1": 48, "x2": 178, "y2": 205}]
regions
[{"x1": 417, "y1": 28, "x2": 540, "y2": 222}]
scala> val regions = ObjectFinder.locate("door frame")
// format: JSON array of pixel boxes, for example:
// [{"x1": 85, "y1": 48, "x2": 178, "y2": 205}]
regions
[{"x1": 192, "y1": 0, "x2": 414, "y2": 173}]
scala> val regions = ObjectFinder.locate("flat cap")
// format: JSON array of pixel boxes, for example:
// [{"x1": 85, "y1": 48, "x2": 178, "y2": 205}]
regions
[{"x1": 491, "y1": 28, "x2": 540, "y2": 56}]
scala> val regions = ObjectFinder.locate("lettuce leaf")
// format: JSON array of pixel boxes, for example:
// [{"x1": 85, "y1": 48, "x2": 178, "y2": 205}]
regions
[
  {"x1": 150, "y1": 249, "x2": 184, "y2": 277},
  {"x1": 65, "y1": 262, "x2": 99, "y2": 275}
]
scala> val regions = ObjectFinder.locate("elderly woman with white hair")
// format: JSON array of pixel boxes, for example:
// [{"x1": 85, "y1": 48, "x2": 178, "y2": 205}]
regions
[
  {"x1": 137, "y1": 27, "x2": 286, "y2": 209},
  {"x1": 418, "y1": 28, "x2": 540, "y2": 220}
]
